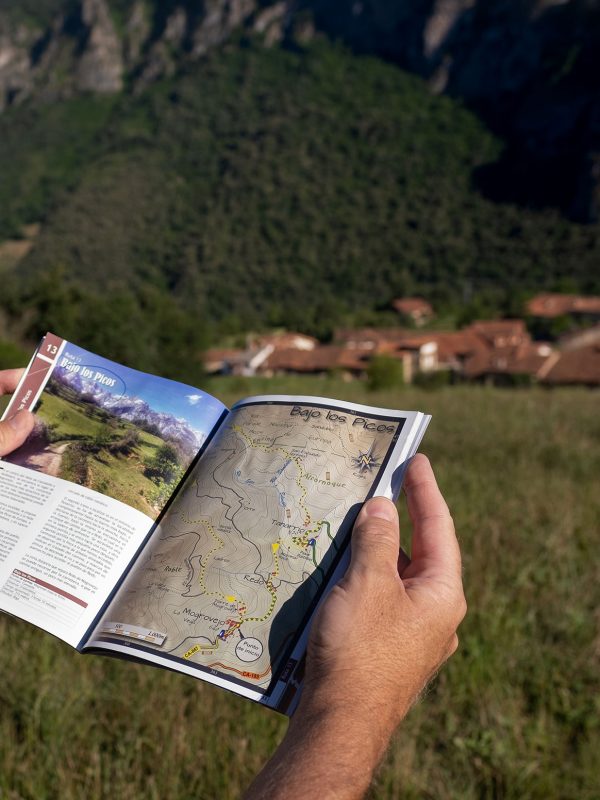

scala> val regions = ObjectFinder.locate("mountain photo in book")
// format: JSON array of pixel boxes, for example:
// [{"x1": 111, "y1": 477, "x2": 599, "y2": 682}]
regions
[
  {"x1": 3, "y1": 341, "x2": 224, "y2": 517},
  {"x1": 0, "y1": 333, "x2": 430, "y2": 713}
]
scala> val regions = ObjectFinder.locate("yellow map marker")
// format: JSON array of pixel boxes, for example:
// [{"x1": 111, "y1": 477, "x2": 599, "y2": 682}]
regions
[
  {"x1": 272, "y1": 542, "x2": 280, "y2": 553},
  {"x1": 225, "y1": 595, "x2": 236, "y2": 603}
]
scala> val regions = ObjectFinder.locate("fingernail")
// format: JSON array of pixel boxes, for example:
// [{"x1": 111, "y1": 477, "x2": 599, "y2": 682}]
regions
[
  {"x1": 7, "y1": 411, "x2": 33, "y2": 432},
  {"x1": 362, "y1": 497, "x2": 397, "y2": 522}
]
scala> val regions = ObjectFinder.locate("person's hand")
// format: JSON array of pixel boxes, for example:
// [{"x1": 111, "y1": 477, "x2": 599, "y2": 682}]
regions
[
  {"x1": 0, "y1": 369, "x2": 35, "y2": 457},
  {"x1": 244, "y1": 454, "x2": 466, "y2": 800},
  {"x1": 301, "y1": 452, "x2": 466, "y2": 733}
]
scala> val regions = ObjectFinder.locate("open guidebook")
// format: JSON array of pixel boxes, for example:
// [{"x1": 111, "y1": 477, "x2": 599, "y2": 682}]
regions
[{"x1": 0, "y1": 332, "x2": 430, "y2": 714}]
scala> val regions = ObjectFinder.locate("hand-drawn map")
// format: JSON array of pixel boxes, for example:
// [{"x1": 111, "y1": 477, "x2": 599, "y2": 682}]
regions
[{"x1": 95, "y1": 400, "x2": 403, "y2": 692}]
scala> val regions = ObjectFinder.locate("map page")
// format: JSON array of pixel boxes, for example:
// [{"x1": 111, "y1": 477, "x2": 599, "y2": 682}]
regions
[{"x1": 90, "y1": 399, "x2": 408, "y2": 698}]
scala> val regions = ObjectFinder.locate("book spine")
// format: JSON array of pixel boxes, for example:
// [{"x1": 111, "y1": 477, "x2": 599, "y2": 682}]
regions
[{"x1": 1, "y1": 333, "x2": 65, "y2": 420}]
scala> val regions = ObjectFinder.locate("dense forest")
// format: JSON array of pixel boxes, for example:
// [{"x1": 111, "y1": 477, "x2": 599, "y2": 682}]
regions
[{"x1": 1, "y1": 40, "x2": 599, "y2": 379}]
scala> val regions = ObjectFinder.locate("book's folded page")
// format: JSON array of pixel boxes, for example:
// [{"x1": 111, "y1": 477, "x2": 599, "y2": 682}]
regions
[
  {"x1": 85, "y1": 395, "x2": 430, "y2": 712},
  {"x1": 0, "y1": 333, "x2": 226, "y2": 647}
]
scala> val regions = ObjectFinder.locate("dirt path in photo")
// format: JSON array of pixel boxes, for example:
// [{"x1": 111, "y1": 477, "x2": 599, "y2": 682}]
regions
[{"x1": 7, "y1": 441, "x2": 68, "y2": 477}]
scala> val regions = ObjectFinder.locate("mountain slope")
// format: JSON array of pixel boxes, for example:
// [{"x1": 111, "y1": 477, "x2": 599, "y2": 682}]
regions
[
  {"x1": 54, "y1": 367, "x2": 204, "y2": 453},
  {"x1": 1, "y1": 42, "x2": 599, "y2": 377},
  {"x1": 1, "y1": 0, "x2": 599, "y2": 219}
]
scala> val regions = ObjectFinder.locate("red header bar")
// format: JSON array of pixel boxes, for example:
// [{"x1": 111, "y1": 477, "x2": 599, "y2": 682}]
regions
[
  {"x1": 13, "y1": 569, "x2": 88, "y2": 608},
  {"x1": 2, "y1": 332, "x2": 65, "y2": 418}
]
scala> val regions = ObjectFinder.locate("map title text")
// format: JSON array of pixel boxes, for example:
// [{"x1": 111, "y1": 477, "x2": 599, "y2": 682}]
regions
[
  {"x1": 290, "y1": 406, "x2": 395, "y2": 433},
  {"x1": 59, "y1": 357, "x2": 117, "y2": 388}
]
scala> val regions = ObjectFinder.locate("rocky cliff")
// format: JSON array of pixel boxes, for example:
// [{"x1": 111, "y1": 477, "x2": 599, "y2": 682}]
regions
[
  {"x1": 0, "y1": 0, "x2": 598, "y2": 219},
  {"x1": 304, "y1": 0, "x2": 600, "y2": 220}
]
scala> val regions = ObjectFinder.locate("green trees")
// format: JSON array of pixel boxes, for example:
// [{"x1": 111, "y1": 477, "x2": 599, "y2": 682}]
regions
[
  {"x1": 144, "y1": 442, "x2": 186, "y2": 508},
  {"x1": 109, "y1": 430, "x2": 140, "y2": 456},
  {"x1": 3, "y1": 268, "x2": 207, "y2": 382},
  {"x1": 0, "y1": 40, "x2": 598, "y2": 359},
  {"x1": 0, "y1": 340, "x2": 28, "y2": 368},
  {"x1": 367, "y1": 355, "x2": 404, "y2": 391},
  {"x1": 144, "y1": 443, "x2": 182, "y2": 484}
]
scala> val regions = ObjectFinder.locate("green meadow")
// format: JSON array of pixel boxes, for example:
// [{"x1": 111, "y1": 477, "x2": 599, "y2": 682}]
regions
[
  {"x1": 1, "y1": 380, "x2": 599, "y2": 799},
  {"x1": 29, "y1": 387, "x2": 174, "y2": 516}
]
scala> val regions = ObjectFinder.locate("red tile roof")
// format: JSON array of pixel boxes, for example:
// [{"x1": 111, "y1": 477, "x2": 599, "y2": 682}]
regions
[
  {"x1": 527, "y1": 293, "x2": 600, "y2": 318},
  {"x1": 430, "y1": 330, "x2": 488, "y2": 361},
  {"x1": 374, "y1": 335, "x2": 438, "y2": 354},
  {"x1": 558, "y1": 323, "x2": 600, "y2": 351},
  {"x1": 336, "y1": 324, "x2": 506, "y2": 365},
  {"x1": 334, "y1": 327, "x2": 410, "y2": 346},
  {"x1": 466, "y1": 319, "x2": 529, "y2": 348},
  {"x1": 335, "y1": 327, "x2": 440, "y2": 349},
  {"x1": 574, "y1": 297, "x2": 600, "y2": 313},
  {"x1": 462, "y1": 343, "x2": 553, "y2": 379},
  {"x1": 204, "y1": 348, "x2": 244, "y2": 359},
  {"x1": 204, "y1": 348, "x2": 246, "y2": 367},
  {"x1": 253, "y1": 332, "x2": 319, "y2": 350},
  {"x1": 263, "y1": 346, "x2": 368, "y2": 373},
  {"x1": 392, "y1": 297, "x2": 434, "y2": 315},
  {"x1": 541, "y1": 344, "x2": 600, "y2": 385}
]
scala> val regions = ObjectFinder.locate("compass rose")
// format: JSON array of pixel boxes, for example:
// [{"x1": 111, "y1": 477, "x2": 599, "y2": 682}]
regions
[{"x1": 351, "y1": 441, "x2": 381, "y2": 475}]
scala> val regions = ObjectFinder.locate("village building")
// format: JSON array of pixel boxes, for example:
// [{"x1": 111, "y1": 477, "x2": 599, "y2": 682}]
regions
[
  {"x1": 391, "y1": 297, "x2": 434, "y2": 326},
  {"x1": 203, "y1": 347, "x2": 248, "y2": 375},
  {"x1": 260, "y1": 345, "x2": 369, "y2": 379},
  {"x1": 466, "y1": 319, "x2": 529, "y2": 349},
  {"x1": 430, "y1": 330, "x2": 488, "y2": 373},
  {"x1": 527, "y1": 293, "x2": 600, "y2": 322},
  {"x1": 335, "y1": 327, "x2": 399, "y2": 351},
  {"x1": 442, "y1": 320, "x2": 555, "y2": 383},
  {"x1": 372, "y1": 336, "x2": 438, "y2": 383},
  {"x1": 204, "y1": 331, "x2": 320, "y2": 376},
  {"x1": 334, "y1": 328, "x2": 439, "y2": 383},
  {"x1": 250, "y1": 332, "x2": 319, "y2": 351},
  {"x1": 461, "y1": 342, "x2": 554, "y2": 384},
  {"x1": 538, "y1": 344, "x2": 600, "y2": 387},
  {"x1": 204, "y1": 302, "x2": 600, "y2": 387},
  {"x1": 558, "y1": 323, "x2": 600, "y2": 352}
]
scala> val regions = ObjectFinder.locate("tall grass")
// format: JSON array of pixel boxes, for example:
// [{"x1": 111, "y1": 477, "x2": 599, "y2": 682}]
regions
[{"x1": 1, "y1": 382, "x2": 598, "y2": 799}]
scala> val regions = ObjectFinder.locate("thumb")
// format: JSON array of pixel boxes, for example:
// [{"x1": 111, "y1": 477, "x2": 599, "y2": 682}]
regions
[
  {"x1": 0, "y1": 411, "x2": 34, "y2": 457},
  {"x1": 348, "y1": 496, "x2": 400, "y2": 578}
]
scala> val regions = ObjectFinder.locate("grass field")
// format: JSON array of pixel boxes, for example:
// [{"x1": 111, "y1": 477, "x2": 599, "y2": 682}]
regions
[
  {"x1": 1, "y1": 379, "x2": 599, "y2": 799},
  {"x1": 26, "y1": 389, "x2": 176, "y2": 516}
]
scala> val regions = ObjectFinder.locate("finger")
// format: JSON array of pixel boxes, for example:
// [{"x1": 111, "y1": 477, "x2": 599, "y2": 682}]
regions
[
  {"x1": 0, "y1": 368, "x2": 25, "y2": 396},
  {"x1": 0, "y1": 410, "x2": 34, "y2": 457},
  {"x1": 450, "y1": 633, "x2": 459, "y2": 653},
  {"x1": 402, "y1": 454, "x2": 461, "y2": 581},
  {"x1": 397, "y1": 547, "x2": 411, "y2": 575},
  {"x1": 348, "y1": 496, "x2": 400, "y2": 578},
  {"x1": 446, "y1": 633, "x2": 459, "y2": 658}
]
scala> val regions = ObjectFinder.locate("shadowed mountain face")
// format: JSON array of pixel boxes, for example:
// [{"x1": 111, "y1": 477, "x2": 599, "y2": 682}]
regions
[
  {"x1": 305, "y1": 0, "x2": 600, "y2": 220},
  {"x1": 0, "y1": 0, "x2": 598, "y2": 220}
]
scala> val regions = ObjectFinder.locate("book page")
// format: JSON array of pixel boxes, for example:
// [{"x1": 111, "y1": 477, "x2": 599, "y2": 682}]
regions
[
  {"x1": 87, "y1": 396, "x2": 428, "y2": 708},
  {"x1": 0, "y1": 460, "x2": 155, "y2": 647},
  {"x1": 0, "y1": 333, "x2": 227, "y2": 647},
  {"x1": 2, "y1": 334, "x2": 227, "y2": 519}
]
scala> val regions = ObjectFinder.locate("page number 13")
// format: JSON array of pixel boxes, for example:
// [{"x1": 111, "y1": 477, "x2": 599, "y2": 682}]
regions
[{"x1": 46, "y1": 343, "x2": 58, "y2": 355}]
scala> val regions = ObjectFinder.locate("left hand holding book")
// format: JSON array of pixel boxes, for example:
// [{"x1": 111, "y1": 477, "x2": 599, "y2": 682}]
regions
[{"x1": 0, "y1": 369, "x2": 34, "y2": 457}]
